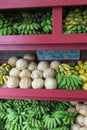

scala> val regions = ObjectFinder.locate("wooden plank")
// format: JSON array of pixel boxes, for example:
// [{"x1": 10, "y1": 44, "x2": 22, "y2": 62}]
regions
[
  {"x1": 65, "y1": 0, "x2": 87, "y2": 6},
  {"x1": 0, "y1": 0, "x2": 87, "y2": 9},
  {"x1": 53, "y1": 7, "x2": 62, "y2": 34},
  {"x1": 0, "y1": 88, "x2": 87, "y2": 101},
  {"x1": 0, "y1": 34, "x2": 87, "y2": 44},
  {"x1": 0, "y1": 35, "x2": 54, "y2": 44},
  {"x1": 0, "y1": 43, "x2": 87, "y2": 50}
]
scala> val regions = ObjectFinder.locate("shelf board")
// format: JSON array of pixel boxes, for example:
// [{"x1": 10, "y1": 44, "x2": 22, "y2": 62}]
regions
[
  {"x1": 0, "y1": 35, "x2": 54, "y2": 44},
  {"x1": 1, "y1": 44, "x2": 87, "y2": 50},
  {"x1": 0, "y1": 0, "x2": 87, "y2": 9},
  {"x1": 63, "y1": 0, "x2": 87, "y2": 6},
  {"x1": 0, "y1": 34, "x2": 87, "y2": 50},
  {"x1": 0, "y1": 34, "x2": 87, "y2": 44},
  {"x1": 0, "y1": 88, "x2": 87, "y2": 101}
]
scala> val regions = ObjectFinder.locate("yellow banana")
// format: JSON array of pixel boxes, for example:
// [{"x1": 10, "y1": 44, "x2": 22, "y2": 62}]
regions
[
  {"x1": 65, "y1": 17, "x2": 74, "y2": 22},
  {"x1": 66, "y1": 25, "x2": 73, "y2": 30},
  {"x1": 69, "y1": 21, "x2": 79, "y2": 25},
  {"x1": 58, "y1": 65, "x2": 65, "y2": 72},
  {"x1": 61, "y1": 63, "x2": 71, "y2": 70}
]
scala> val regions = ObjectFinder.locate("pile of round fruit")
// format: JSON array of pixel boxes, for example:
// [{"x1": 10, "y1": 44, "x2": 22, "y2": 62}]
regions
[
  {"x1": 6, "y1": 53, "x2": 59, "y2": 89},
  {"x1": 1, "y1": 53, "x2": 87, "y2": 90}
]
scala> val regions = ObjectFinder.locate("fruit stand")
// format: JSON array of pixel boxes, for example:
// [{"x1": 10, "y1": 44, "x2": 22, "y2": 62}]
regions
[
  {"x1": 0, "y1": 0, "x2": 87, "y2": 101},
  {"x1": 0, "y1": 1, "x2": 87, "y2": 130}
]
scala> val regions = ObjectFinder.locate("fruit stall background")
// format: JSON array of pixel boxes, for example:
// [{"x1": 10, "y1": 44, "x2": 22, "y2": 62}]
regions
[{"x1": 0, "y1": 0, "x2": 87, "y2": 130}]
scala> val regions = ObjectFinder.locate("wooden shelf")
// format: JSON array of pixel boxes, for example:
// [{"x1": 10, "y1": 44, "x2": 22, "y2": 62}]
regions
[
  {"x1": 0, "y1": 34, "x2": 87, "y2": 44},
  {"x1": 0, "y1": 88, "x2": 87, "y2": 101},
  {"x1": 0, "y1": 34, "x2": 87, "y2": 50},
  {"x1": 0, "y1": 1, "x2": 87, "y2": 101},
  {"x1": 1, "y1": 43, "x2": 87, "y2": 51},
  {"x1": 0, "y1": 0, "x2": 87, "y2": 9}
]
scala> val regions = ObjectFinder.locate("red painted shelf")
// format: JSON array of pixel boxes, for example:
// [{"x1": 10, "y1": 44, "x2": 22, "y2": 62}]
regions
[
  {"x1": 0, "y1": 34, "x2": 87, "y2": 45},
  {"x1": 0, "y1": 0, "x2": 87, "y2": 9},
  {"x1": 1, "y1": 43, "x2": 87, "y2": 51},
  {"x1": 0, "y1": 34, "x2": 87, "y2": 50},
  {"x1": 0, "y1": 1, "x2": 87, "y2": 101},
  {"x1": 0, "y1": 88, "x2": 87, "y2": 101}
]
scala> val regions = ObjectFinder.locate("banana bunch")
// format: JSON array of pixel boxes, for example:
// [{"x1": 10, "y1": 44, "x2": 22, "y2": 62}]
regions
[
  {"x1": 27, "y1": 100, "x2": 50, "y2": 119},
  {"x1": 53, "y1": 110, "x2": 76, "y2": 125},
  {"x1": 17, "y1": 23, "x2": 40, "y2": 35},
  {"x1": 0, "y1": 9, "x2": 52, "y2": 35},
  {"x1": 0, "y1": 100, "x2": 14, "y2": 122},
  {"x1": 6, "y1": 107, "x2": 27, "y2": 130},
  {"x1": 0, "y1": 13, "x2": 17, "y2": 35},
  {"x1": 41, "y1": 10, "x2": 52, "y2": 34},
  {"x1": 13, "y1": 99, "x2": 31, "y2": 106},
  {"x1": 43, "y1": 110, "x2": 76, "y2": 130},
  {"x1": 56, "y1": 63, "x2": 83, "y2": 90},
  {"x1": 0, "y1": 63, "x2": 11, "y2": 86},
  {"x1": 63, "y1": 8, "x2": 87, "y2": 34},
  {"x1": 15, "y1": 12, "x2": 41, "y2": 35},
  {"x1": 0, "y1": 99, "x2": 74, "y2": 130},
  {"x1": 23, "y1": 118, "x2": 44, "y2": 130},
  {"x1": 22, "y1": 12, "x2": 42, "y2": 24},
  {"x1": 0, "y1": 102, "x2": 7, "y2": 120},
  {"x1": 43, "y1": 114, "x2": 58, "y2": 129},
  {"x1": 55, "y1": 101, "x2": 71, "y2": 111},
  {"x1": 5, "y1": 122, "x2": 21, "y2": 130},
  {"x1": 5, "y1": 100, "x2": 45, "y2": 130},
  {"x1": 17, "y1": 10, "x2": 52, "y2": 35}
]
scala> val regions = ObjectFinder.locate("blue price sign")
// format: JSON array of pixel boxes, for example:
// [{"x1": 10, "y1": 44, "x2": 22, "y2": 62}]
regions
[{"x1": 37, "y1": 50, "x2": 80, "y2": 60}]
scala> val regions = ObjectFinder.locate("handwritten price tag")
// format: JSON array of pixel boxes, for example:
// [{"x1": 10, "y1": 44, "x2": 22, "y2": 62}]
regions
[{"x1": 37, "y1": 50, "x2": 80, "y2": 60}]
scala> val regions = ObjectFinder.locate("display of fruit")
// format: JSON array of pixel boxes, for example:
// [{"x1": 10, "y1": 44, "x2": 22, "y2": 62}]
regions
[
  {"x1": 41, "y1": 10, "x2": 52, "y2": 34},
  {"x1": 70, "y1": 102, "x2": 87, "y2": 130},
  {"x1": 1, "y1": 53, "x2": 87, "y2": 90},
  {"x1": 63, "y1": 7, "x2": 87, "y2": 34},
  {"x1": 56, "y1": 63, "x2": 83, "y2": 90},
  {"x1": 0, "y1": 63, "x2": 11, "y2": 86},
  {"x1": 0, "y1": 99, "x2": 76, "y2": 130},
  {"x1": 74, "y1": 60, "x2": 87, "y2": 90},
  {"x1": 43, "y1": 110, "x2": 75, "y2": 130},
  {"x1": 1, "y1": 99, "x2": 87, "y2": 130},
  {"x1": 17, "y1": 23, "x2": 41, "y2": 35},
  {"x1": 0, "y1": 9, "x2": 52, "y2": 35},
  {"x1": 14, "y1": 12, "x2": 41, "y2": 35},
  {"x1": 6, "y1": 54, "x2": 58, "y2": 89},
  {"x1": 0, "y1": 13, "x2": 17, "y2": 35}
]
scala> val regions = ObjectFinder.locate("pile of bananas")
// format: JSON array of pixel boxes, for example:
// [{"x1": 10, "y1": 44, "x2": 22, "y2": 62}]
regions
[
  {"x1": 0, "y1": 13, "x2": 17, "y2": 35},
  {"x1": 56, "y1": 63, "x2": 83, "y2": 90},
  {"x1": 0, "y1": 99, "x2": 76, "y2": 130},
  {"x1": 41, "y1": 11, "x2": 52, "y2": 34},
  {"x1": 43, "y1": 110, "x2": 75, "y2": 130},
  {"x1": 0, "y1": 63, "x2": 11, "y2": 86},
  {"x1": 63, "y1": 7, "x2": 87, "y2": 34},
  {"x1": 0, "y1": 8, "x2": 52, "y2": 35},
  {"x1": 15, "y1": 12, "x2": 41, "y2": 35}
]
